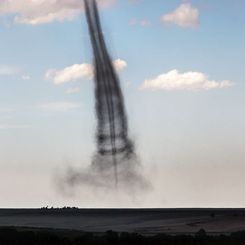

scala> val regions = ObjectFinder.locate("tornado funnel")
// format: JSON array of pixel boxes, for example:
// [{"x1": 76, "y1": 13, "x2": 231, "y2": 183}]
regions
[{"x1": 84, "y1": 0, "x2": 135, "y2": 187}]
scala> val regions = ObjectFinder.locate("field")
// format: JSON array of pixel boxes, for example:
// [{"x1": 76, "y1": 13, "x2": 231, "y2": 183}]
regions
[{"x1": 1, "y1": 208, "x2": 245, "y2": 235}]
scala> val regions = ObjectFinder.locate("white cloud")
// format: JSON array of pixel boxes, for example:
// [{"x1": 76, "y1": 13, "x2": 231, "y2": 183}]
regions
[
  {"x1": 113, "y1": 59, "x2": 128, "y2": 71},
  {"x1": 141, "y1": 70, "x2": 234, "y2": 91},
  {"x1": 21, "y1": 74, "x2": 31, "y2": 80},
  {"x1": 140, "y1": 19, "x2": 151, "y2": 27},
  {"x1": 0, "y1": 65, "x2": 17, "y2": 76},
  {"x1": 0, "y1": 65, "x2": 30, "y2": 81},
  {"x1": 46, "y1": 59, "x2": 127, "y2": 85},
  {"x1": 66, "y1": 87, "x2": 81, "y2": 94},
  {"x1": 46, "y1": 63, "x2": 93, "y2": 85},
  {"x1": 129, "y1": 18, "x2": 151, "y2": 27},
  {"x1": 0, "y1": 0, "x2": 116, "y2": 25},
  {"x1": 161, "y1": 3, "x2": 199, "y2": 28},
  {"x1": 39, "y1": 102, "x2": 81, "y2": 112}
]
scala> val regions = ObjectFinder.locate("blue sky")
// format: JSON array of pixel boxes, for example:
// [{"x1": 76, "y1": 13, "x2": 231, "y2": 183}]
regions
[{"x1": 0, "y1": 0, "x2": 245, "y2": 207}]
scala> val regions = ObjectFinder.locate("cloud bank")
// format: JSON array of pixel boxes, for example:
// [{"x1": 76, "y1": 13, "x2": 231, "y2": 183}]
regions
[
  {"x1": 161, "y1": 3, "x2": 199, "y2": 28},
  {"x1": 0, "y1": 0, "x2": 116, "y2": 25},
  {"x1": 141, "y1": 70, "x2": 233, "y2": 91}
]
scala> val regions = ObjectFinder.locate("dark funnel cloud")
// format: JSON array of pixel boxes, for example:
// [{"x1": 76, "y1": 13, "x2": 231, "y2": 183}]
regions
[{"x1": 60, "y1": 0, "x2": 149, "y2": 192}]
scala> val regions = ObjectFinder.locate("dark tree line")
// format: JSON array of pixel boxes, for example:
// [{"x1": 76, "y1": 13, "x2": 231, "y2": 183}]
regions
[{"x1": 1, "y1": 227, "x2": 245, "y2": 245}]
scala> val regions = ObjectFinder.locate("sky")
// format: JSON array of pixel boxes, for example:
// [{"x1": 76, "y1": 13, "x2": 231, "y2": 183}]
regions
[{"x1": 0, "y1": 0, "x2": 245, "y2": 208}]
